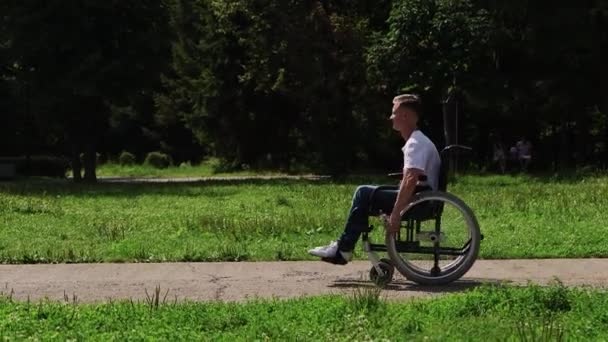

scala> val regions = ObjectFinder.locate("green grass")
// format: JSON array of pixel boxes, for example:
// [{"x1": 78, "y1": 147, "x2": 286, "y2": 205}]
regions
[
  {"x1": 0, "y1": 174, "x2": 607, "y2": 263},
  {"x1": 1, "y1": 283, "x2": 606, "y2": 340},
  {"x1": 95, "y1": 158, "x2": 292, "y2": 178}
]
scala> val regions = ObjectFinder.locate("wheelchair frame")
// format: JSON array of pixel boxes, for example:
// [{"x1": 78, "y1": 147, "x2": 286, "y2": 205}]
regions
[{"x1": 361, "y1": 145, "x2": 483, "y2": 286}]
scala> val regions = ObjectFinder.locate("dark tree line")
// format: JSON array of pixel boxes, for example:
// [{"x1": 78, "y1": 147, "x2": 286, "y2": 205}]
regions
[
  {"x1": 1, "y1": 0, "x2": 171, "y2": 180},
  {"x1": 1, "y1": 0, "x2": 607, "y2": 180}
]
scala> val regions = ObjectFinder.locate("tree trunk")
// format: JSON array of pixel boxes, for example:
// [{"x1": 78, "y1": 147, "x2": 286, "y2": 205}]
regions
[
  {"x1": 602, "y1": 101, "x2": 608, "y2": 169},
  {"x1": 71, "y1": 144, "x2": 82, "y2": 182},
  {"x1": 575, "y1": 113, "x2": 589, "y2": 166},
  {"x1": 83, "y1": 143, "x2": 97, "y2": 182},
  {"x1": 551, "y1": 124, "x2": 558, "y2": 172},
  {"x1": 599, "y1": 20, "x2": 608, "y2": 168},
  {"x1": 601, "y1": 85, "x2": 608, "y2": 168},
  {"x1": 558, "y1": 120, "x2": 570, "y2": 171},
  {"x1": 478, "y1": 119, "x2": 490, "y2": 167}
]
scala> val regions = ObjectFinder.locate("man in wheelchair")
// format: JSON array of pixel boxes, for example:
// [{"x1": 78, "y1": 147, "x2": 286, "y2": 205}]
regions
[{"x1": 308, "y1": 94, "x2": 441, "y2": 265}]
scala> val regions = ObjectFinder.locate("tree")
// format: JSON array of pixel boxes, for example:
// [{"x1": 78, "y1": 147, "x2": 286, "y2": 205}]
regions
[
  {"x1": 2, "y1": 0, "x2": 170, "y2": 181},
  {"x1": 367, "y1": 0, "x2": 493, "y2": 149},
  {"x1": 158, "y1": 0, "x2": 375, "y2": 173},
  {"x1": 478, "y1": 0, "x2": 608, "y2": 169}
]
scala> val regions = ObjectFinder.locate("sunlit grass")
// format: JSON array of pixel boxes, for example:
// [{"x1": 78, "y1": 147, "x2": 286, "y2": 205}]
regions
[
  {"x1": 0, "y1": 174, "x2": 607, "y2": 263},
  {"x1": 0, "y1": 283, "x2": 605, "y2": 340},
  {"x1": 94, "y1": 158, "x2": 294, "y2": 178}
]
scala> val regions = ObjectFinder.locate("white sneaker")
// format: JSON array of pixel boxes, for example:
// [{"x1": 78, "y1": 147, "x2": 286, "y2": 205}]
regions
[{"x1": 308, "y1": 241, "x2": 352, "y2": 264}]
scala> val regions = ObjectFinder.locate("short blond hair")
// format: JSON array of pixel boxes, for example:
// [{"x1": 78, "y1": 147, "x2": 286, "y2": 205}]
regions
[
  {"x1": 393, "y1": 93, "x2": 421, "y2": 105},
  {"x1": 393, "y1": 94, "x2": 422, "y2": 116}
]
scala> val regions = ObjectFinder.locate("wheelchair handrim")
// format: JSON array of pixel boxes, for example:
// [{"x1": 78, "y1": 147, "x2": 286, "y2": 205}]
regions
[{"x1": 386, "y1": 191, "x2": 481, "y2": 284}]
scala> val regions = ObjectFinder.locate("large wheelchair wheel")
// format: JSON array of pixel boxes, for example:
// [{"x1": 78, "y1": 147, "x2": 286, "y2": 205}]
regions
[{"x1": 385, "y1": 191, "x2": 480, "y2": 285}]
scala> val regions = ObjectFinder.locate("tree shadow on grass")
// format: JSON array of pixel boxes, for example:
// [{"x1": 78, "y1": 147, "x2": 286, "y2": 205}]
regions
[
  {"x1": 0, "y1": 174, "x2": 408, "y2": 199},
  {"x1": 329, "y1": 277, "x2": 509, "y2": 294},
  {"x1": 0, "y1": 177, "x2": 337, "y2": 198}
]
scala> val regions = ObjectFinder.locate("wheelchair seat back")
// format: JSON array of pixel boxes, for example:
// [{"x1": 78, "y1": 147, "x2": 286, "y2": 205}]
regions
[
  {"x1": 404, "y1": 145, "x2": 472, "y2": 221},
  {"x1": 438, "y1": 144, "x2": 473, "y2": 192}
]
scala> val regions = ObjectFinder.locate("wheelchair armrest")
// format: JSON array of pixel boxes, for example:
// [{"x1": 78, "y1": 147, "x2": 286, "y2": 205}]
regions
[{"x1": 387, "y1": 172, "x2": 427, "y2": 182}]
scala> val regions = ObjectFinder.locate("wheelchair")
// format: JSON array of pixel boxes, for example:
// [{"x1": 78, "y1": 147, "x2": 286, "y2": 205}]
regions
[{"x1": 363, "y1": 145, "x2": 482, "y2": 286}]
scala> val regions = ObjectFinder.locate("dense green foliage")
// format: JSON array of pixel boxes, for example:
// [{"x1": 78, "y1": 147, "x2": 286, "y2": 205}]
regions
[
  {"x1": 1, "y1": 284, "x2": 607, "y2": 340},
  {"x1": 1, "y1": 1, "x2": 607, "y2": 179},
  {"x1": 0, "y1": 0, "x2": 172, "y2": 181},
  {"x1": 144, "y1": 151, "x2": 173, "y2": 169},
  {"x1": 118, "y1": 151, "x2": 136, "y2": 166},
  {"x1": 0, "y1": 174, "x2": 606, "y2": 263}
]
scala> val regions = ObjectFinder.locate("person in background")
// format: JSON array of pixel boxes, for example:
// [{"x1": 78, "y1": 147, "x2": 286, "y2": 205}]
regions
[{"x1": 516, "y1": 137, "x2": 532, "y2": 172}]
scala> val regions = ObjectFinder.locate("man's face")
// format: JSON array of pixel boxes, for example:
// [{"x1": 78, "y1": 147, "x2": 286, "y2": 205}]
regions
[{"x1": 390, "y1": 102, "x2": 413, "y2": 131}]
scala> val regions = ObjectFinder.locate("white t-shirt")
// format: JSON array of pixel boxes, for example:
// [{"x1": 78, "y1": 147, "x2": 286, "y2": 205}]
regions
[{"x1": 402, "y1": 130, "x2": 441, "y2": 190}]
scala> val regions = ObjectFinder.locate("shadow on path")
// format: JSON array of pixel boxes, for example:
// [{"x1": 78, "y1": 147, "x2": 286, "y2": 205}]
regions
[{"x1": 329, "y1": 277, "x2": 509, "y2": 294}]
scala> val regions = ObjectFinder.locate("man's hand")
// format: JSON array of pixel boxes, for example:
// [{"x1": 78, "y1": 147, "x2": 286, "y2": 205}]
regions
[
  {"x1": 388, "y1": 211, "x2": 401, "y2": 233},
  {"x1": 388, "y1": 168, "x2": 423, "y2": 233}
]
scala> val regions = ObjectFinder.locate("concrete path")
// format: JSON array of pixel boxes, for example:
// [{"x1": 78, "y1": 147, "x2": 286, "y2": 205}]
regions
[{"x1": 1, "y1": 259, "x2": 607, "y2": 303}]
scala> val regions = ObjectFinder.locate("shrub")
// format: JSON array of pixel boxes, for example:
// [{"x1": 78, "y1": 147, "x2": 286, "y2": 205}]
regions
[
  {"x1": 119, "y1": 151, "x2": 136, "y2": 166},
  {"x1": 205, "y1": 158, "x2": 240, "y2": 173},
  {"x1": 201, "y1": 157, "x2": 222, "y2": 173},
  {"x1": 144, "y1": 152, "x2": 173, "y2": 169}
]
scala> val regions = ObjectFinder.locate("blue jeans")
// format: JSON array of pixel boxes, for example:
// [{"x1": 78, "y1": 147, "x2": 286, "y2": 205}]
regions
[{"x1": 337, "y1": 185, "x2": 398, "y2": 252}]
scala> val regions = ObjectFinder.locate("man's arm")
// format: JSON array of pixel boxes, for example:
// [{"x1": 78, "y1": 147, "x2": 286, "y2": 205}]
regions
[{"x1": 388, "y1": 168, "x2": 423, "y2": 233}]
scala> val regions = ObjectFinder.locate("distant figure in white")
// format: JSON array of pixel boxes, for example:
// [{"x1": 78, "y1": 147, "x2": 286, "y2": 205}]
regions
[{"x1": 516, "y1": 138, "x2": 532, "y2": 172}]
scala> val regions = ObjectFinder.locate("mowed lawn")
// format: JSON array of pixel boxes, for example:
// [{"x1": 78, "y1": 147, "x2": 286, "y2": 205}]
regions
[{"x1": 0, "y1": 174, "x2": 607, "y2": 263}]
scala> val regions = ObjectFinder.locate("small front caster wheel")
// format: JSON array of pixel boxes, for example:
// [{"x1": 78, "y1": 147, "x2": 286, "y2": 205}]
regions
[{"x1": 369, "y1": 258, "x2": 394, "y2": 287}]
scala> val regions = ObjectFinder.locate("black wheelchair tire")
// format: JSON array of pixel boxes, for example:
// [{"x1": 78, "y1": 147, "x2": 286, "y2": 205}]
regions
[
  {"x1": 385, "y1": 191, "x2": 481, "y2": 286},
  {"x1": 369, "y1": 258, "x2": 394, "y2": 288}
]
